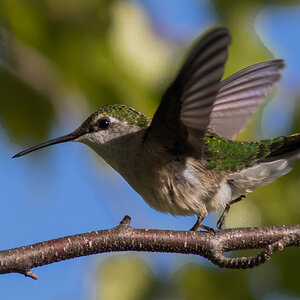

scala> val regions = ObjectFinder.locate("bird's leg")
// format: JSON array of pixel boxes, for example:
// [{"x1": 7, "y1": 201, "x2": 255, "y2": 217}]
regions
[
  {"x1": 190, "y1": 215, "x2": 215, "y2": 235},
  {"x1": 217, "y1": 195, "x2": 246, "y2": 229}
]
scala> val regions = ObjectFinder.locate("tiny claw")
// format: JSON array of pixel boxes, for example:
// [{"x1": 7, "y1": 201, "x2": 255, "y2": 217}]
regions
[{"x1": 201, "y1": 225, "x2": 216, "y2": 236}]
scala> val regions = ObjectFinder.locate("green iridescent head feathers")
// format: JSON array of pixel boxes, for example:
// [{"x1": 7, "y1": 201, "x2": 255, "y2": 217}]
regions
[
  {"x1": 74, "y1": 104, "x2": 151, "y2": 137},
  {"x1": 97, "y1": 105, "x2": 151, "y2": 127}
]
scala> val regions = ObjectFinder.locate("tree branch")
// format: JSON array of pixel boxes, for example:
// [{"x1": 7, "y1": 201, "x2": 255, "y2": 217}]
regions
[{"x1": 0, "y1": 216, "x2": 299, "y2": 279}]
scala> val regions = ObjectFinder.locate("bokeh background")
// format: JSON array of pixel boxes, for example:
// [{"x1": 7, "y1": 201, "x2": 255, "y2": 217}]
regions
[{"x1": 0, "y1": 0, "x2": 300, "y2": 299}]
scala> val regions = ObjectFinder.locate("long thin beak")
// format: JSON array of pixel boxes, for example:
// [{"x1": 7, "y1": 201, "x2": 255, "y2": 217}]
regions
[{"x1": 12, "y1": 133, "x2": 78, "y2": 158}]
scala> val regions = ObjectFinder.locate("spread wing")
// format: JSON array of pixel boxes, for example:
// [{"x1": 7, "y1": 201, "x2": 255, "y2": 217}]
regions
[
  {"x1": 209, "y1": 59, "x2": 285, "y2": 139},
  {"x1": 145, "y1": 28, "x2": 231, "y2": 154}
]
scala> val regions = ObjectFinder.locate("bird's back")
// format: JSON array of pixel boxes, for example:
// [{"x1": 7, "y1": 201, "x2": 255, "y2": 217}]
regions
[{"x1": 204, "y1": 130, "x2": 300, "y2": 173}]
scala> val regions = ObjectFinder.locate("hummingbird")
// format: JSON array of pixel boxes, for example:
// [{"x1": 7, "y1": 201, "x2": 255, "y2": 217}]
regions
[{"x1": 13, "y1": 28, "x2": 300, "y2": 233}]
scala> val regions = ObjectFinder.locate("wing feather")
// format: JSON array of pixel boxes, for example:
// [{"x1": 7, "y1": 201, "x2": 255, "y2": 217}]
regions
[
  {"x1": 146, "y1": 28, "x2": 231, "y2": 154},
  {"x1": 209, "y1": 59, "x2": 285, "y2": 139}
]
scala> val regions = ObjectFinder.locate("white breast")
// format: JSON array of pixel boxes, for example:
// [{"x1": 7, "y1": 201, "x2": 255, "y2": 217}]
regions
[{"x1": 208, "y1": 180, "x2": 232, "y2": 211}]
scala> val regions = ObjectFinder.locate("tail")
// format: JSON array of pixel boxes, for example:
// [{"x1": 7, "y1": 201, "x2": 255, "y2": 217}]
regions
[
  {"x1": 260, "y1": 133, "x2": 300, "y2": 164},
  {"x1": 230, "y1": 133, "x2": 300, "y2": 195}
]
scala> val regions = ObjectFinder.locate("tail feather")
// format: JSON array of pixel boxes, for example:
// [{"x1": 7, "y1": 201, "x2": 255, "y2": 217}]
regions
[
  {"x1": 260, "y1": 133, "x2": 300, "y2": 164},
  {"x1": 230, "y1": 133, "x2": 299, "y2": 196},
  {"x1": 230, "y1": 159, "x2": 292, "y2": 195}
]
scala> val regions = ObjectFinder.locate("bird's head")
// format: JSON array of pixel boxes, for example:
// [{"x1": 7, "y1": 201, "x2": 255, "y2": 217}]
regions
[{"x1": 13, "y1": 105, "x2": 151, "y2": 158}]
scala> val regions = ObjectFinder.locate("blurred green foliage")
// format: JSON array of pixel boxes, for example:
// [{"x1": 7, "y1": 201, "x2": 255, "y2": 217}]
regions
[
  {"x1": 1, "y1": 0, "x2": 300, "y2": 299},
  {"x1": 96, "y1": 255, "x2": 157, "y2": 300},
  {"x1": 0, "y1": 71, "x2": 53, "y2": 142},
  {"x1": 0, "y1": 0, "x2": 161, "y2": 144}
]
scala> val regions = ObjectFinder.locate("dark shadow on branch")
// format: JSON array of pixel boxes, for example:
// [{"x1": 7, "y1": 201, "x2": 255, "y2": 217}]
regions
[{"x1": 0, "y1": 216, "x2": 299, "y2": 279}]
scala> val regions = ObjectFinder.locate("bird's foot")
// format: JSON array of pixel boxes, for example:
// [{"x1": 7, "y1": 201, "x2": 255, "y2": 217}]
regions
[
  {"x1": 216, "y1": 195, "x2": 246, "y2": 229},
  {"x1": 217, "y1": 204, "x2": 230, "y2": 230},
  {"x1": 190, "y1": 216, "x2": 215, "y2": 235}
]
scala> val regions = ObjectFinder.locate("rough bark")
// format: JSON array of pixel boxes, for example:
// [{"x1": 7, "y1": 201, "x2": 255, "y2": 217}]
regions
[{"x1": 0, "y1": 216, "x2": 299, "y2": 279}]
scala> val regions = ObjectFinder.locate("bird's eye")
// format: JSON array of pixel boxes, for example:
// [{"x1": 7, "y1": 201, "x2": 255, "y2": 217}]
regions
[{"x1": 97, "y1": 118, "x2": 110, "y2": 130}]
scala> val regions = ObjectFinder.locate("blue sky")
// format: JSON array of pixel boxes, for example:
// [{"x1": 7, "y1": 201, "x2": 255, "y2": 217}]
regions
[{"x1": 1, "y1": 1, "x2": 300, "y2": 299}]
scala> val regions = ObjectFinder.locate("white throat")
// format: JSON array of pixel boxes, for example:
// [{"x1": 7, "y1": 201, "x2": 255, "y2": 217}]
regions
[{"x1": 78, "y1": 128, "x2": 146, "y2": 185}]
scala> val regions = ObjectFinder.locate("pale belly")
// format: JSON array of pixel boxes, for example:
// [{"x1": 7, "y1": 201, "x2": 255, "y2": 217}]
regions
[{"x1": 129, "y1": 159, "x2": 233, "y2": 217}]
